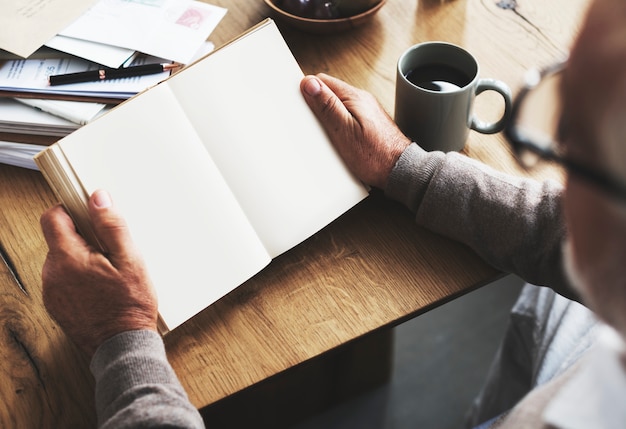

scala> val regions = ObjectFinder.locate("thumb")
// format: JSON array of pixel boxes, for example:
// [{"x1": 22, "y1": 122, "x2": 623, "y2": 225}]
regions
[
  {"x1": 88, "y1": 189, "x2": 136, "y2": 259},
  {"x1": 300, "y1": 74, "x2": 353, "y2": 131}
]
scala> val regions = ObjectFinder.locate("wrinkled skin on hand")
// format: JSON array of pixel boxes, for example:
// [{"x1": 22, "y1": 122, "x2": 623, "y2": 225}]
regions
[
  {"x1": 40, "y1": 190, "x2": 158, "y2": 357},
  {"x1": 300, "y1": 73, "x2": 411, "y2": 190}
]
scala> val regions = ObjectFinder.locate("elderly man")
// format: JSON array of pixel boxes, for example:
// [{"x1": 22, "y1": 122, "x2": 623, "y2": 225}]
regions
[{"x1": 40, "y1": 0, "x2": 625, "y2": 427}]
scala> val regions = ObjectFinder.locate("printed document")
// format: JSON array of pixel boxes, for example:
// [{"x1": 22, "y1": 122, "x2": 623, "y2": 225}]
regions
[
  {"x1": 45, "y1": 36, "x2": 135, "y2": 68},
  {"x1": 0, "y1": 55, "x2": 171, "y2": 101}
]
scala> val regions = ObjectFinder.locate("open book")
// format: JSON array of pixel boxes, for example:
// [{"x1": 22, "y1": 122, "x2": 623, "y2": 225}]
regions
[{"x1": 35, "y1": 19, "x2": 369, "y2": 332}]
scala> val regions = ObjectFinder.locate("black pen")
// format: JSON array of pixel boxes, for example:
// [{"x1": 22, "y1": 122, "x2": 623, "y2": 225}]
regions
[{"x1": 47, "y1": 63, "x2": 182, "y2": 86}]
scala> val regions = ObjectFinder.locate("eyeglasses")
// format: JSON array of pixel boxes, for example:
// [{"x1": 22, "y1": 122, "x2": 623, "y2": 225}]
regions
[{"x1": 504, "y1": 60, "x2": 626, "y2": 202}]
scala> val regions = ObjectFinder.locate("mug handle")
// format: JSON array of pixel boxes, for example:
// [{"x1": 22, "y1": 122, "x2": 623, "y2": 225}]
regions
[{"x1": 470, "y1": 79, "x2": 512, "y2": 134}]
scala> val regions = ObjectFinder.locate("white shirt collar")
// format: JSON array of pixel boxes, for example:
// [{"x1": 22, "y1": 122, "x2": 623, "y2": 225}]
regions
[{"x1": 543, "y1": 325, "x2": 626, "y2": 429}]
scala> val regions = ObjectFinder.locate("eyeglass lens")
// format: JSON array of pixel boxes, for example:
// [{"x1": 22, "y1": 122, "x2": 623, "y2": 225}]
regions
[{"x1": 515, "y1": 71, "x2": 565, "y2": 167}]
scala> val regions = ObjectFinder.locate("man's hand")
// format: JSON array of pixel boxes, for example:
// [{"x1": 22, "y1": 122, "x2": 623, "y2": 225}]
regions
[
  {"x1": 300, "y1": 73, "x2": 411, "y2": 190},
  {"x1": 40, "y1": 190, "x2": 158, "y2": 357}
]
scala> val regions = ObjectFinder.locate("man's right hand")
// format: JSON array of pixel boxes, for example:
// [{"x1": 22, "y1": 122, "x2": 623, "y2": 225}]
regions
[{"x1": 300, "y1": 73, "x2": 411, "y2": 190}]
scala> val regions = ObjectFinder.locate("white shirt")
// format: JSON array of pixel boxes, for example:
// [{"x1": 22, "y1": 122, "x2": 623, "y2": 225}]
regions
[{"x1": 544, "y1": 325, "x2": 626, "y2": 429}]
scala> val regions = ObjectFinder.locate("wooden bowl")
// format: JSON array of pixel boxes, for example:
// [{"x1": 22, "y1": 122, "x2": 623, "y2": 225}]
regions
[{"x1": 264, "y1": 0, "x2": 387, "y2": 34}]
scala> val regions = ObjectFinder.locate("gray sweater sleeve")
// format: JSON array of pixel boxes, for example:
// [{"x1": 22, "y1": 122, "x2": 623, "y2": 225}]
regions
[
  {"x1": 386, "y1": 143, "x2": 578, "y2": 301},
  {"x1": 90, "y1": 330, "x2": 205, "y2": 429}
]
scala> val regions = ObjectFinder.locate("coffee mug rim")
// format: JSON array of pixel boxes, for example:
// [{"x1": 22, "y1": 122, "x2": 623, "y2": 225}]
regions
[{"x1": 397, "y1": 41, "x2": 480, "y2": 94}]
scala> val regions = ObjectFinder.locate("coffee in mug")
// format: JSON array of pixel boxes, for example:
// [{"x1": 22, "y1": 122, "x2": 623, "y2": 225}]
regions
[{"x1": 405, "y1": 64, "x2": 472, "y2": 92}]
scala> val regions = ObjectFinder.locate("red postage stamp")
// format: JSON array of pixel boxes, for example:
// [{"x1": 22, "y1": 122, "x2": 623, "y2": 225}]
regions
[{"x1": 176, "y1": 7, "x2": 211, "y2": 30}]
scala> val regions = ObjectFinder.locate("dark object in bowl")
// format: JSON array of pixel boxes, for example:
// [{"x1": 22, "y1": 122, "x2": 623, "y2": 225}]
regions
[
  {"x1": 264, "y1": 0, "x2": 386, "y2": 34},
  {"x1": 278, "y1": 0, "x2": 341, "y2": 19}
]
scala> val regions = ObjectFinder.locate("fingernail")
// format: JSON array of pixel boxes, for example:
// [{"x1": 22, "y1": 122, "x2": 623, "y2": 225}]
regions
[
  {"x1": 303, "y1": 76, "x2": 322, "y2": 96},
  {"x1": 92, "y1": 190, "x2": 112, "y2": 208}
]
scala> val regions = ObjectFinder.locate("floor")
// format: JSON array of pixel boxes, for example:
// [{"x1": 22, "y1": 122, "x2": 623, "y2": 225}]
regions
[{"x1": 288, "y1": 274, "x2": 525, "y2": 429}]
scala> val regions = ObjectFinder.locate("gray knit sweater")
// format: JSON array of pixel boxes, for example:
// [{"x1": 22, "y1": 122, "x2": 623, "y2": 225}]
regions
[
  {"x1": 387, "y1": 143, "x2": 574, "y2": 300},
  {"x1": 90, "y1": 330, "x2": 205, "y2": 428},
  {"x1": 90, "y1": 143, "x2": 575, "y2": 428}
]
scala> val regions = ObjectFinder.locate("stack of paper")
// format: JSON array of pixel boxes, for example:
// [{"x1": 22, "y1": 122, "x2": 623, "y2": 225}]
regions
[
  {"x1": 0, "y1": 0, "x2": 225, "y2": 155},
  {"x1": 1, "y1": 0, "x2": 226, "y2": 66},
  {"x1": 0, "y1": 55, "x2": 174, "y2": 104},
  {"x1": 54, "y1": 0, "x2": 226, "y2": 67},
  {"x1": 0, "y1": 141, "x2": 45, "y2": 170},
  {"x1": 0, "y1": 99, "x2": 79, "y2": 136}
]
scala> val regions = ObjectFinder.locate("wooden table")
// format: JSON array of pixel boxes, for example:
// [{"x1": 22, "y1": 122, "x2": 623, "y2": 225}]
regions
[{"x1": 0, "y1": 0, "x2": 590, "y2": 426}]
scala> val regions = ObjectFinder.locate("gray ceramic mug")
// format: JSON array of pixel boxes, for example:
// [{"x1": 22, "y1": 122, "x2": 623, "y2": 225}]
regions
[{"x1": 394, "y1": 42, "x2": 512, "y2": 152}]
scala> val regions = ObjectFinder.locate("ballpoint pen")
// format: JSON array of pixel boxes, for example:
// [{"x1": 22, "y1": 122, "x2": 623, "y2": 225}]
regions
[{"x1": 47, "y1": 62, "x2": 182, "y2": 86}]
